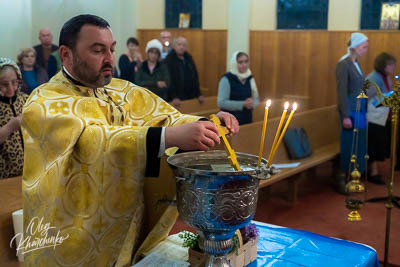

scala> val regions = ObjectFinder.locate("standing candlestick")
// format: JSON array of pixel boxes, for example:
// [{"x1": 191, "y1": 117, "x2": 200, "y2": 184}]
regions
[
  {"x1": 268, "y1": 103, "x2": 297, "y2": 167},
  {"x1": 267, "y1": 102, "x2": 289, "y2": 166},
  {"x1": 258, "y1": 100, "x2": 272, "y2": 167}
]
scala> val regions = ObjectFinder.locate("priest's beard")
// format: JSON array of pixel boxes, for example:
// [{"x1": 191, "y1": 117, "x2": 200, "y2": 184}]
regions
[{"x1": 72, "y1": 53, "x2": 113, "y2": 88}]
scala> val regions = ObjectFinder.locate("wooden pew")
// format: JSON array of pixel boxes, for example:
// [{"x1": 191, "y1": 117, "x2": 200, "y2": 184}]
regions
[
  {"x1": 253, "y1": 96, "x2": 310, "y2": 122},
  {"x1": 176, "y1": 95, "x2": 218, "y2": 115},
  {"x1": 229, "y1": 105, "x2": 340, "y2": 201},
  {"x1": 178, "y1": 95, "x2": 311, "y2": 121},
  {"x1": 0, "y1": 177, "x2": 23, "y2": 266}
]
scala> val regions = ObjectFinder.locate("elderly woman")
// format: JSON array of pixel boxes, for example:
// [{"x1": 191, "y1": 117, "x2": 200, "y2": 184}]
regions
[
  {"x1": 365, "y1": 53, "x2": 396, "y2": 184},
  {"x1": 335, "y1": 32, "x2": 369, "y2": 194},
  {"x1": 217, "y1": 51, "x2": 260, "y2": 125},
  {"x1": 17, "y1": 48, "x2": 48, "y2": 94},
  {"x1": 0, "y1": 58, "x2": 28, "y2": 179},
  {"x1": 135, "y1": 39, "x2": 170, "y2": 101}
]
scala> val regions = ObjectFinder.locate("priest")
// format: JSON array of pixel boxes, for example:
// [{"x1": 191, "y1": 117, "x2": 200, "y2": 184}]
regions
[{"x1": 21, "y1": 14, "x2": 238, "y2": 267}]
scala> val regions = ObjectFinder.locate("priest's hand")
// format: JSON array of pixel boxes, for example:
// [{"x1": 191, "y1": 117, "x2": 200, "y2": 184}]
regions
[
  {"x1": 165, "y1": 121, "x2": 221, "y2": 151},
  {"x1": 216, "y1": 111, "x2": 239, "y2": 137}
]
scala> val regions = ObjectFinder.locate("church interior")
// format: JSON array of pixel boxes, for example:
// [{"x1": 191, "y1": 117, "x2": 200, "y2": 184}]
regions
[{"x1": 1, "y1": 0, "x2": 400, "y2": 266}]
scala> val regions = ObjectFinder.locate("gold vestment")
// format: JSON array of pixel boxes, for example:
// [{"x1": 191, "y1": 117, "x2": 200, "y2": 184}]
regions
[{"x1": 22, "y1": 72, "x2": 199, "y2": 266}]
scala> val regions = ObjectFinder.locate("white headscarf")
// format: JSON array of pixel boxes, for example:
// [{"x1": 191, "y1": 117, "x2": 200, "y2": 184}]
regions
[
  {"x1": 339, "y1": 32, "x2": 368, "y2": 62},
  {"x1": 230, "y1": 51, "x2": 252, "y2": 81}
]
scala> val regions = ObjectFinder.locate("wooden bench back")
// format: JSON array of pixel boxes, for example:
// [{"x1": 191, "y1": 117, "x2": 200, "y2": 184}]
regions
[
  {"x1": 253, "y1": 96, "x2": 310, "y2": 122},
  {"x1": 229, "y1": 105, "x2": 340, "y2": 163},
  {"x1": 176, "y1": 96, "x2": 218, "y2": 115},
  {"x1": 178, "y1": 95, "x2": 310, "y2": 122},
  {"x1": 0, "y1": 177, "x2": 22, "y2": 264}
]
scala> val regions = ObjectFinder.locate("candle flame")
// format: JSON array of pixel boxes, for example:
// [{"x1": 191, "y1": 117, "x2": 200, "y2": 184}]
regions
[
  {"x1": 266, "y1": 99, "x2": 271, "y2": 108},
  {"x1": 284, "y1": 102, "x2": 289, "y2": 110},
  {"x1": 292, "y1": 102, "x2": 297, "y2": 111},
  {"x1": 165, "y1": 41, "x2": 170, "y2": 46}
]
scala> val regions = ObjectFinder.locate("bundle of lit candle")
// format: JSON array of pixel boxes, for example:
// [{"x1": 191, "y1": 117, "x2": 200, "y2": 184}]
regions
[{"x1": 210, "y1": 100, "x2": 297, "y2": 172}]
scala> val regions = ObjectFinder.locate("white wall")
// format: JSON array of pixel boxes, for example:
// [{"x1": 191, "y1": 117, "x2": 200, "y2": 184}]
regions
[
  {"x1": 0, "y1": 0, "x2": 136, "y2": 63},
  {"x1": 30, "y1": 0, "x2": 137, "y2": 61},
  {"x1": 0, "y1": 0, "x2": 33, "y2": 62},
  {"x1": 227, "y1": 0, "x2": 250, "y2": 68},
  {"x1": 328, "y1": 0, "x2": 361, "y2": 30},
  {"x1": 136, "y1": 0, "x2": 164, "y2": 29},
  {"x1": 203, "y1": 0, "x2": 228, "y2": 29},
  {"x1": 250, "y1": 0, "x2": 277, "y2": 30}
]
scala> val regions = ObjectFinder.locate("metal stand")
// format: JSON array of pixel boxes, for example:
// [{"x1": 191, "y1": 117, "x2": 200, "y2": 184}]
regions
[
  {"x1": 363, "y1": 79, "x2": 400, "y2": 267},
  {"x1": 366, "y1": 196, "x2": 400, "y2": 209},
  {"x1": 383, "y1": 109, "x2": 398, "y2": 267}
]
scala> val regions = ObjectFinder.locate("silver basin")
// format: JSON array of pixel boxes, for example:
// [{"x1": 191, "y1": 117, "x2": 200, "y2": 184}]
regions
[{"x1": 167, "y1": 150, "x2": 269, "y2": 266}]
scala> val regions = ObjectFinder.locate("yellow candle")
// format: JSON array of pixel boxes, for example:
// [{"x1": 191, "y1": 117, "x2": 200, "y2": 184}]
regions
[
  {"x1": 258, "y1": 100, "x2": 272, "y2": 167},
  {"x1": 267, "y1": 102, "x2": 289, "y2": 166},
  {"x1": 268, "y1": 103, "x2": 297, "y2": 167}
]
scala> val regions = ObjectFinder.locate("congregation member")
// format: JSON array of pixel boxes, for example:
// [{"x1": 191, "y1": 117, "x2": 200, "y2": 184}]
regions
[
  {"x1": 0, "y1": 58, "x2": 27, "y2": 179},
  {"x1": 135, "y1": 39, "x2": 170, "y2": 101},
  {"x1": 22, "y1": 14, "x2": 238, "y2": 266},
  {"x1": 47, "y1": 50, "x2": 62, "y2": 78},
  {"x1": 165, "y1": 36, "x2": 204, "y2": 108},
  {"x1": 335, "y1": 32, "x2": 369, "y2": 194},
  {"x1": 217, "y1": 51, "x2": 260, "y2": 125},
  {"x1": 118, "y1": 37, "x2": 143, "y2": 83},
  {"x1": 33, "y1": 28, "x2": 59, "y2": 71},
  {"x1": 17, "y1": 48, "x2": 48, "y2": 94},
  {"x1": 365, "y1": 52, "x2": 397, "y2": 185},
  {"x1": 160, "y1": 30, "x2": 172, "y2": 60}
]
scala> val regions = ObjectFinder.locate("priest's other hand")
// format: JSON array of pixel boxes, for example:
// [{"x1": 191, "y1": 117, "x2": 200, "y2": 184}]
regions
[
  {"x1": 165, "y1": 121, "x2": 221, "y2": 151},
  {"x1": 216, "y1": 111, "x2": 239, "y2": 137}
]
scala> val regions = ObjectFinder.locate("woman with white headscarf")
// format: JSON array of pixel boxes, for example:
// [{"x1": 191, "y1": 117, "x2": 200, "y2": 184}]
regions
[
  {"x1": 335, "y1": 32, "x2": 369, "y2": 194},
  {"x1": 217, "y1": 51, "x2": 259, "y2": 125}
]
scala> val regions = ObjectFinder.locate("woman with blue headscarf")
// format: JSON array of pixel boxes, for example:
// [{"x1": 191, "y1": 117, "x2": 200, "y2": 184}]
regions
[
  {"x1": 335, "y1": 33, "x2": 369, "y2": 194},
  {"x1": 217, "y1": 51, "x2": 260, "y2": 125}
]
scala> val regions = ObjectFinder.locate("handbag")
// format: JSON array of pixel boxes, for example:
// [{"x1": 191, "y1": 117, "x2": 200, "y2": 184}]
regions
[{"x1": 283, "y1": 128, "x2": 312, "y2": 159}]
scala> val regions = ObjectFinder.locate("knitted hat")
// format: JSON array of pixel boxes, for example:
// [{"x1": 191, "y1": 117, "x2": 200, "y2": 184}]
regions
[
  {"x1": 145, "y1": 39, "x2": 163, "y2": 55},
  {"x1": 0, "y1": 58, "x2": 22, "y2": 79}
]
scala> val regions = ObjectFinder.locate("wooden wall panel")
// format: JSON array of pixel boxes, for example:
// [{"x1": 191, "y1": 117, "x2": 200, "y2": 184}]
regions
[
  {"x1": 136, "y1": 29, "x2": 227, "y2": 97},
  {"x1": 250, "y1": 30, "x2": 400, "y2": 109},
  {"x1": 137, "y1": 30, "x2": 400, "y2": 110}
]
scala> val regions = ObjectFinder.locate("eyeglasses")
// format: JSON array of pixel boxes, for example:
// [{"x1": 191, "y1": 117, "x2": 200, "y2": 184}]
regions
[{"x1": 0, "y1": 80, "x2": 20, "y2": 89}]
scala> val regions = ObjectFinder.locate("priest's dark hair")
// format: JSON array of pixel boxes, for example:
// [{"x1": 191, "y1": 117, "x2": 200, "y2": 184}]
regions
[{"x1": 59, "y1": 14, "x2": 110, "y2": 51}]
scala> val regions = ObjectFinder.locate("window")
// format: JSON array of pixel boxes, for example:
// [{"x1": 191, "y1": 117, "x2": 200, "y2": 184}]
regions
[
  {"x1": 277, "y1": 0, "x2": 329, "y2": 29},
  {"x1": 361, "y1": 0, "x2": 396, "y2": 29},
  {"x1": 165, "y1": 0, "x2": 202, "y2": 28}
]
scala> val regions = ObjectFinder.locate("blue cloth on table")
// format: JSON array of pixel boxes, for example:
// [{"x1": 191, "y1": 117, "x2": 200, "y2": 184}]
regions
[{"x1": 246, "y1": 221, "x2": 379, "y2": 267}]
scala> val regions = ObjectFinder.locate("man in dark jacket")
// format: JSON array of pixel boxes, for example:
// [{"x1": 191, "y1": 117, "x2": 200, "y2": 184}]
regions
[
  {"x1": 164, "y1": 37, "x2": 204, "y2": 108},
  {"x1": 33, "y1": 28, "x2": 59, "y2": 72}
]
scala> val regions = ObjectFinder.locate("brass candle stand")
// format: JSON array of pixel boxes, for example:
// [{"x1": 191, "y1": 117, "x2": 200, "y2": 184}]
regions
[
  {"x1": 344, "y1": 91, "x2": 368, "y2": 221},
  {"x1": 359, "y1": 78, "x2": 400, "y2": 267}
]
